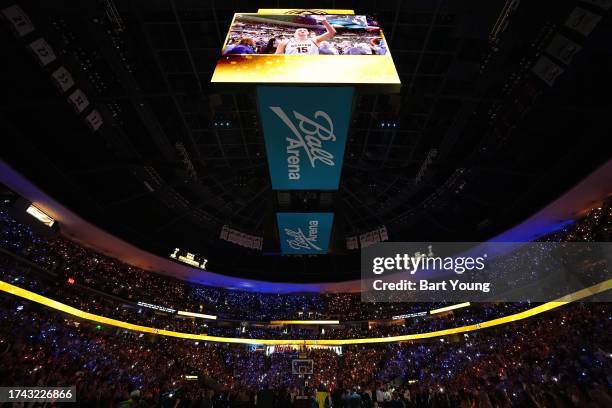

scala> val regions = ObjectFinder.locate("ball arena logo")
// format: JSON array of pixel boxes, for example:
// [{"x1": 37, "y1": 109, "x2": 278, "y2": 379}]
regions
[
  {"x1": 284, "y1": 220, "x2": 321, "y2": 251},
  {"x1": 269, "y1": 106, "x2": 336, "y2": 181}
]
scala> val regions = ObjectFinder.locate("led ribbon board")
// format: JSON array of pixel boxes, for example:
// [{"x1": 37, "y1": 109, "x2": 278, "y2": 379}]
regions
[
  {"x1": 259, "y1": 86, "x2": 353, "y2": 189},
  {"x1": 277, "y1": 212, "x2": 334, "y2": 254},
  {"x1": 1, "y1": 278, "x2": 610, "y2": 346}
]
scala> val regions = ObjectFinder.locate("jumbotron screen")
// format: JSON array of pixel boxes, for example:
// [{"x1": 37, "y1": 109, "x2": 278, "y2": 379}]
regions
[{"x1": 211, "y1": 12, "x2": 401, "y2": 85}]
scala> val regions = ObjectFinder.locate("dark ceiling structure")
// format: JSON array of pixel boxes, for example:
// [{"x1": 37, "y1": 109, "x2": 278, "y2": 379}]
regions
[{"x1": 1, "y1": 0, "x2": 611, "y2": 282}]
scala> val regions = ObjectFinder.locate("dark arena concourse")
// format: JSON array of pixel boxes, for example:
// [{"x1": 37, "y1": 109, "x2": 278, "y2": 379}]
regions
[{"x1": 1, "y1": 0, "x2": 612, "y2": 407}]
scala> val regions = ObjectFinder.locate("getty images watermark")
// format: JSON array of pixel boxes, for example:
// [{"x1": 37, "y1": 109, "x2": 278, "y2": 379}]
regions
[{"x1": 361, "y1": 242, "x2": 612, "y2": 302}]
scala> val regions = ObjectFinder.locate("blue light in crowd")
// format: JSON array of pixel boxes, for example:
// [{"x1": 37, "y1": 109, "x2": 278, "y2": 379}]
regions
[{"x1": 491, "y1": 219, "x2": 575, "y2": 242}]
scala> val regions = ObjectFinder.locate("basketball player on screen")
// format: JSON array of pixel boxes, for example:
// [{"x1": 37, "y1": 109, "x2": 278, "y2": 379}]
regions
[{"x1": 275, "y1": 18, "x2": 337, "y2": 55}]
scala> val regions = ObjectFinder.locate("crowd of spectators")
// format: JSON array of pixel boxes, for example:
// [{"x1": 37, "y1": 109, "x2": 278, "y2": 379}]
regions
[
  {"x1": 1, "y1": 199, "x2": 610, "y2": 325},
  {"x1": 0, "y1": 256, "x2": 534, "y2": 340},
  {"x1": 0, "y1": 211, "x2": 460, "y2": 323},
  {"x1": 0, "y1": 296, "x2": 609, "y2": 407},
  {"x1": 0, "y1": 198, "x2": 611, "y2": 406}
]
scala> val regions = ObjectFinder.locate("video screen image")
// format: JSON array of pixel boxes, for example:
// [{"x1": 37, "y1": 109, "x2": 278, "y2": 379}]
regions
[
  {"x1": 211, "y1": 13, "x2": 401, "y2": 85},
  {"x1": 223, "y1": 14, "x2": 387, "y2": 56}
]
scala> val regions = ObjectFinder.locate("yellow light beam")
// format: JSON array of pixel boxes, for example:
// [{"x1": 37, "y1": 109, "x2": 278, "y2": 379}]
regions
[
  {"x1": 177, "y1": 310, "x2": 217, "y2": 320},
  {"x1": 429, "y1": 302, "x2": 471, "y2": 315},
  {"x1": 270, "y1": 320, "x2": 340, "y2": 325},
  {"x1": 0, "y1": 279, "x2": 609, "y2": 346}
]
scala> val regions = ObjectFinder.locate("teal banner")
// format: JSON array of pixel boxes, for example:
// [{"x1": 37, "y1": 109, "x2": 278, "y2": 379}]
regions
[
  {"x1": 258, "y1": 86, "x2": 354, "y2": 190},
  {"x1": 277, "y1": 213, "x2": 334, "y2": 254}
]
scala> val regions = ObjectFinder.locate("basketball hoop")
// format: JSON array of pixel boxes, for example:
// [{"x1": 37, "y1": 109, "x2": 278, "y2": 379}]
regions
[{"x1": 292, "y1": 359, "x2": 314, "y2": 375}]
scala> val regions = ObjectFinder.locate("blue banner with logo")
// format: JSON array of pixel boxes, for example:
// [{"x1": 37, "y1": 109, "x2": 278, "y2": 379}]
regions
[
  {"x1": 258, "y1": 86, "x2": 354, "y2": 190},
  {"x1": 277, "y1": 212, "x2": 334, "y2": 254}
]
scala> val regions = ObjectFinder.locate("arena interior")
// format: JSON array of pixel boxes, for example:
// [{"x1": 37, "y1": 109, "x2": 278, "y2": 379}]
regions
[{"x1": 0, "y1": 1, "x2": 611, "y2": 407}]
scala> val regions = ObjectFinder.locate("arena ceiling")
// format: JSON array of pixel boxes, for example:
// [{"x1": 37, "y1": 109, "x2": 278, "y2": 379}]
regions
[{"x1": 1, "y1": 0, "x2": 611, "y2": 282}]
